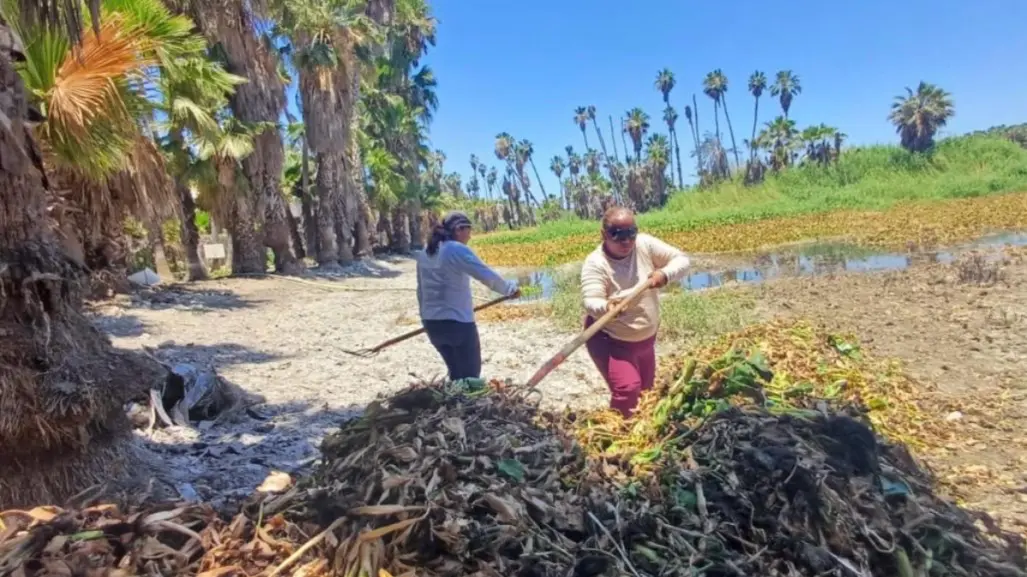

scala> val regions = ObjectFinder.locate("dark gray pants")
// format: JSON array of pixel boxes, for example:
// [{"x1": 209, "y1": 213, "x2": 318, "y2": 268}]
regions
[{"x1": 422, "y1": 320, "x2": 481, "y2": 380}]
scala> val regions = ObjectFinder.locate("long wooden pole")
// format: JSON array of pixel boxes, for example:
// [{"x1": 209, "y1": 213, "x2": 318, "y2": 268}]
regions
[
  {"x1": 344, "y1": 294, "x2": 516, "y2": 356},
  {"x1": 523, "y1": 280, "x2": 652, "y2": 390}
]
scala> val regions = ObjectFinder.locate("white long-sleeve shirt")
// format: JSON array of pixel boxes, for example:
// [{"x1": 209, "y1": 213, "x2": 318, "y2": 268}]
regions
[
  {"x1": 580, "y1": 233, "x2": 691, "y2": 342},
  {"x1": 416, "y1": 241, "x2": 518, "y2": 323}
]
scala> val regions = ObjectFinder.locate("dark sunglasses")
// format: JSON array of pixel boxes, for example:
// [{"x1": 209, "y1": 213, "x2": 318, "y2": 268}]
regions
[{"x1": 606, "y1": 226, "x2": 638, "y2": 242}]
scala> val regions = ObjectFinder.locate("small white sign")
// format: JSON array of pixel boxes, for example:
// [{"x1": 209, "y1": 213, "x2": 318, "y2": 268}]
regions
[{"x1": 203, "y1": 243, "x2": 226, "y2": 260}]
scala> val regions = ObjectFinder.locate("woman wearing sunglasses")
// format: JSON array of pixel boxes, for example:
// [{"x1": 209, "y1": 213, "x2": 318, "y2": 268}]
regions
[
  {"x1": 580, "y1": 206, "x2": 691, "y2": 417},
  {"x1": 416, "y1": 211, "x2": 520, "y2": 381}
]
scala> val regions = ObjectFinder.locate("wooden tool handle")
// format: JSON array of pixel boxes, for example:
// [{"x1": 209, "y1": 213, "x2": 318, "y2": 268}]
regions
[
  {"x1": 369, "y1": 293, "x2": 516, "y2": 353},
  {"x1": 523, "y1": 280, "x2": 652, "y2": 390}
]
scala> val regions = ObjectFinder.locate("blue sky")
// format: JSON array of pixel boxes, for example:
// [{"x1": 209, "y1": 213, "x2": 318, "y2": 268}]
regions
[
  {"x1": 282, "y1": 0, "x2": 1027, "y2": 196},
  {"x1": 405, "y1": 0, "x2": 1027, "y2": 196}
]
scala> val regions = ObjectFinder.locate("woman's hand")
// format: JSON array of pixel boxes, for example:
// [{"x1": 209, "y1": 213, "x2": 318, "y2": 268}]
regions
[
  {"x1": 510, "y1": 287, "x2": 522, "y2": 299},
  {"x1": 648, "y1": 270, "x2": 669, "y2": 289},
  {"x1": 605, "y1": 296, "x2": 624, "y2": 314}
]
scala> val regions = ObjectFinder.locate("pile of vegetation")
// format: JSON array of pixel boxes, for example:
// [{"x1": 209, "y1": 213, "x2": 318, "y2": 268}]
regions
[{"x1": 3, "y1": 323, "x2": 1024, "y2": 576}]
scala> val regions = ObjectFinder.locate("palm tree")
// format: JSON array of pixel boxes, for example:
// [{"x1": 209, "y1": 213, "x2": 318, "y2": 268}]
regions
[
  {"x1": 469, "y1": 153, "x2": 481, "y2": 197},
  {"x1": 478, "y1": 163, "x2": 489, "y2": 198},
  {"x1": 663, "y1": 106, "x2": 685, "y2": 189},
  {"x1": 770, "y1": 70, "x2": 801, "y2": 119},
  {"x1": 518, "y1": 139, "x2": 548, "y2": 200},
  {"x1": 573, "y1": 106, "x2": 590, "y2": 150},
  {"x1": 550, "y1": 155, "x2": 567, "y2": 209},
  {"x1": 646, "y1": 134, "x2": 671, "y2": 200},
  {"x1": 623, "y1": 108, "x2": 650, "y2": 162},
  {"x1": 702, "y1": 72, "x2": 724, "y2": 148},
  {"x1": 654, "y1": 68, "x2": 684, "y2": 188},
  {"x1": 704, "y1": 69, "x2": 739, "y2": 167},
  {"x1": 684, "y1": 103, "x2": 701, "y2": 175},
  {"x1": 189, "y1": 0, "x2": 304, "y2": 273},
  {"x1": 888, "y1": 81, "x2": 954, "y2": 153},
  {"x1": 0, "y1": 0, "x2": 216, "y2": 507},
  {"x1": 748, "y1": 71, "x2": 767, "y2": 164},
  {"x1": 607, "y1": 115, "x2": 620, "y2": 162},
  {"x1": 160, "y1": 55, "x2": 248, "y2": 281}
]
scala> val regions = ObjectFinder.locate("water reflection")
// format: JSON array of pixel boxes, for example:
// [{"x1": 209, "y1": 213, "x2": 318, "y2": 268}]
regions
[{"x1": 505, "y1": 231, "x2": 1027, "y2": 301}]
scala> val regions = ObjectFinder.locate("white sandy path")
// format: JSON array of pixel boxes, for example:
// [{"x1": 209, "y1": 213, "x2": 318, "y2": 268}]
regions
[{"x1": 89, "y1": 256, "x2": 611, "y2": 508}]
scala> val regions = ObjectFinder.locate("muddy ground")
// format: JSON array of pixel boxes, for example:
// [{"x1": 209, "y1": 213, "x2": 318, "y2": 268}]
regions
[
  {"x1": 89, "y1": 245, "x2": 1027, "y2": 532},
  {"x1": 752, "y1": 247, "x2": 1027, "y2": 534}
]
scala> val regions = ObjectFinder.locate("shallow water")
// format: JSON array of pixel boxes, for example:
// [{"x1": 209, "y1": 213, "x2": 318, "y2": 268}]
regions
[{"x1": 505, "y1": 231, "x2": 1027, "y2": 301}]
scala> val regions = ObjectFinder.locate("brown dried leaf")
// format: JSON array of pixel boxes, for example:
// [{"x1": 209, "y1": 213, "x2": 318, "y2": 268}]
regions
[
  {"x1": 350, "y1": 506, "x2": 425, "y2": 516},
  {"x1": 482, "y1": 494, "x2": 522, "y2": 524}
]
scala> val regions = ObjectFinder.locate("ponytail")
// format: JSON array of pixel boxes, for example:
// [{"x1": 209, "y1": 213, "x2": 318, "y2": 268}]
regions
[{"x1": 426, "y1": 224, "x2": 451, "y2": 256}]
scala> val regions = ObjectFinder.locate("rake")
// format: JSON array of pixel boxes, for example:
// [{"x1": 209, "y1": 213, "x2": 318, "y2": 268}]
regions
[{"x1": 341, "y1": 293, "x2": 518, "y2": 358}]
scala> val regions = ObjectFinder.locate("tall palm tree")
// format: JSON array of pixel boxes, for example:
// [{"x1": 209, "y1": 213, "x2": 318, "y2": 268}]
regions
[
  {"x1": 770, "y1": 70, "x2": 801, "y2": 119},
  {"x1": 550, "y1": 155, "x2": 567, "y2": 209},
  {"x1": 888, "y1": 81, "x2": 954, "y2": 153},
  {"x1": 704, "y1": 69, "x2": 739, "y2": 167},
  {"x1": 702, "y1": 72, "x2": 724, "y2": 148},
  {"x1": 188, "y1": 0, "x2": 303, "y2": 273},
  {"x1": 486, "y1": 166, "x2": 497, "y2": 197},
  {"x1": 663, "y1": 106, "x2": 684, "y2": 189},
  {"x1": 622, "y1": 108, "x2": 650, "y2": 162},
  {"x1": 573, "y1": 106, "x2": 590, "y2": 150},
  {"x1": 645, "y1": 133, "x2": 671, "y2": 206},
  {"x1": 518, "y1": 139, "x2": 547, "y2": 200},
  {"x1": 684, "y1": 103, "x2": 701, "y2": 175},
  {"x1": 159, "y1": 55, "x2": 248, "y2": 281},
  {"x1": 654, "y1": 68, "x2": 681, "y2": 187},
  {"x1": 477, "y1": 163, "x2": 488, "y2": 198},
  {"x1": 0, "y1": 0, "x2": 215, "y2": 507},
  {"x1": 469, "y1": 153, "x2": 481, "y2": 197},
  {"x1": 607, "y1": 115, "x2": 620, "y2": 162},
  {"x1": 747, "y1": 71, "x2": 767, "y2": 164}
]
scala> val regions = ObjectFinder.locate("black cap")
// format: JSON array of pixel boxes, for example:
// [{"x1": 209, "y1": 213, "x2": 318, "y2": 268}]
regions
[{"x1": 442, "y1": 210, "x2": 473, "y2": 231}]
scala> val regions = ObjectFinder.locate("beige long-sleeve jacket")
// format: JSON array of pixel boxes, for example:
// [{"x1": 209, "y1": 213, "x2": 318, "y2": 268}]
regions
[{"x1": 580, "y1": 233, "x2": 691, "y2": 342}]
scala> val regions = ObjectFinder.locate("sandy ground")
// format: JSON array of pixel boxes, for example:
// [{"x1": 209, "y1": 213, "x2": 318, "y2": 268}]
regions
[{"x1": 89, "y1": 256, "x2": 608, "y2": 509}]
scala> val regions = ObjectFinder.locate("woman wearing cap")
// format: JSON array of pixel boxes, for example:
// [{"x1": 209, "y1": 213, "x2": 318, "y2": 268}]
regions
[{"x1": 416, "y1": 211, "x2": 520, "y2": 381}]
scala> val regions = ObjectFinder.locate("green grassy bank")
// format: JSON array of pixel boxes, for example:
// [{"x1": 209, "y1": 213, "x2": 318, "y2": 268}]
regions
[{"x1": 473, "y1": 135, "x2": 1027, "y2": 259}]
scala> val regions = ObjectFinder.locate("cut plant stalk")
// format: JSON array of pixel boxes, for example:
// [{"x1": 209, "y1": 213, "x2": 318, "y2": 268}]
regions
[{"x1": 341, "y1": 294, "x2": 518, "y2": 358}]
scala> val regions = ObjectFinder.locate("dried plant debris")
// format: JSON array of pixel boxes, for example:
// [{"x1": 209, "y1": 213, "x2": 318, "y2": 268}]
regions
[{"x1": 2, "y1": 376, "x2": 1024, "y2": 576}]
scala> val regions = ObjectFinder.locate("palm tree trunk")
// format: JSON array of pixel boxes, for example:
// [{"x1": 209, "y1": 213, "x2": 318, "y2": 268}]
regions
[
  {"x1": 608, "y1": 115, "x2": 620, "y2": 162},
  {"x1": 750, "y1": 96, "x2": 760, "y2": 163},
  {"x1": 390, "y1": 205, "x2": 410, "y2": 252},
  {"x1": 345, "y1": 69, "x2": 373, "y2": 259},
  {"x1": 713, "y1": 101, "x2": 722, "y2": 147},
  {"x1": 177, "y1": 182, "x2": 208, "y2": 281},
  {"x1": 528, "y1": 158, "x2": 548, "y2": 199},
  {"x1": 619, "y1": 119, "x2": 630, "y2": 162},
  {"x1": 0, "y1": 39, "x2": 166, "y2": 508},
  {"x1": 672, "y1": 128, "x2": 685, "y2": 188},
  {"x1": 286, "y1": 203, "x2": 305, "y2": 259},
  {"x1": 170, "y1": 128, "x2": 207, "y2": 281},
  {"x1": 300, "y1": 137, "x2": 318, "y2": 256},
  {"x1": 591, "y1": 119, "x2": 611, "y2": 164},
  {"x1": 692, "y1": 94, "x2": 702, "y2": 168},
  {"x1": 408, "y1": 199, "x2": 423, "y2": 249},
  {"x1": 580, "y1": 128, "x2": 589, "y2": 150},
  {"x1": 721, "y1": 93, "x2": 741, "y2": 167},
  {"x1": 314, "y1": 152, "x2": 342, "y2": 265}
]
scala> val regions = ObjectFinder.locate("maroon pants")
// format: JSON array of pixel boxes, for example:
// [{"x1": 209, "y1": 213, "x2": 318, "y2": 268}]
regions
[{"x1": 583, "y1": 316, "x2": 657, "y2": 417}]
